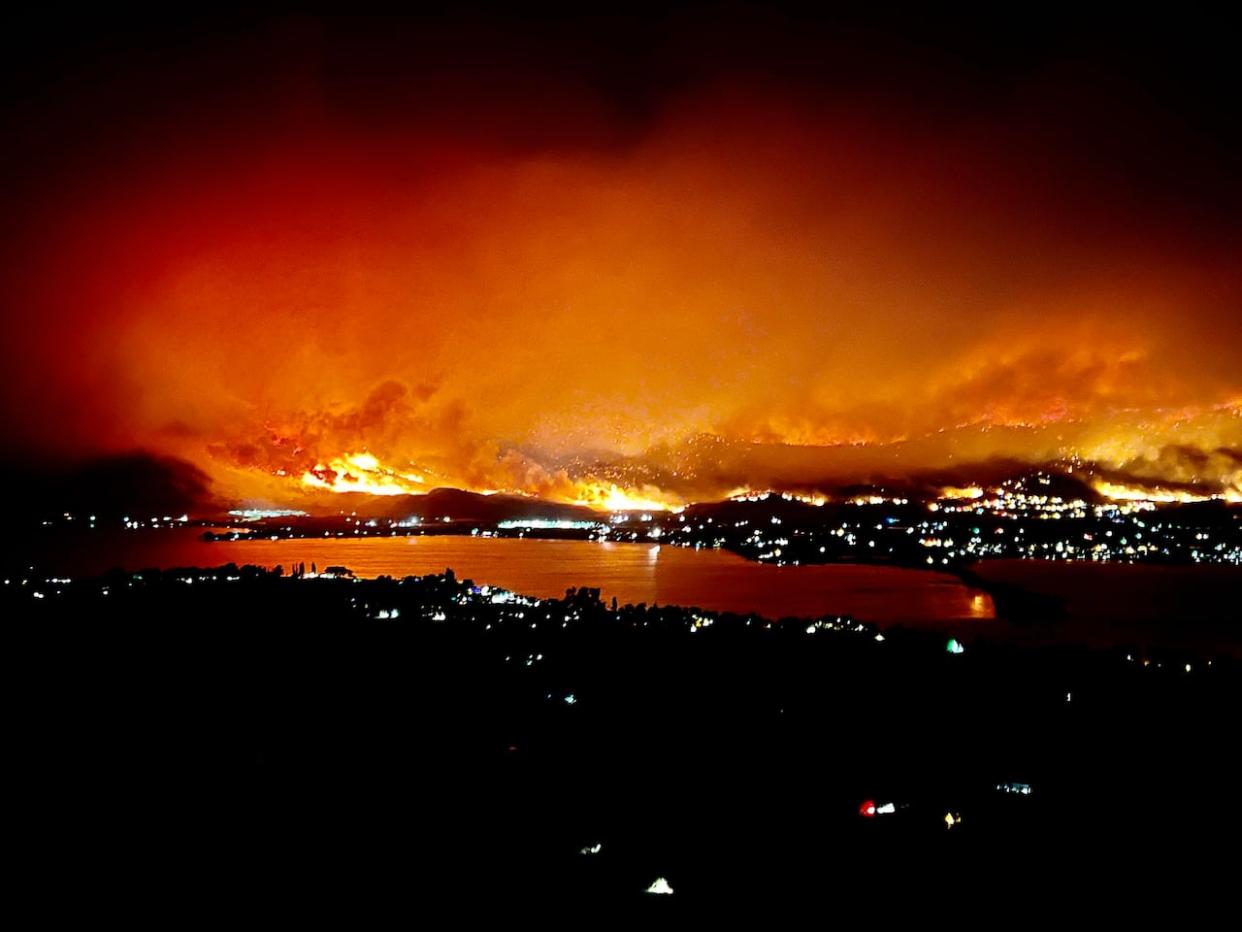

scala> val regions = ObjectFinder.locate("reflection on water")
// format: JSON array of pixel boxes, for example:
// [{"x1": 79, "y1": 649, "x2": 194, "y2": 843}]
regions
[
  {"x1": 25, "y1": 529, "x2": 1242, "y2": 650},
  {"x1": 30, "y1": 529, "x2": 995, "y2": 626}
]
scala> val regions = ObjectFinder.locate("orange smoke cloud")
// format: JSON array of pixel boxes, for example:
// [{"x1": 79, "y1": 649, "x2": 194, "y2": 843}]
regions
[{"x1": 3, "y1": 19, "x2": 1240, "y2": 509}]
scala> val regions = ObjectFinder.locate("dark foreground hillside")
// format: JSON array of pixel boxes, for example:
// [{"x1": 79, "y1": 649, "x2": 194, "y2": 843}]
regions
[{"x1": 9, "y1": 565, "x2": 1240, "y2": 912}]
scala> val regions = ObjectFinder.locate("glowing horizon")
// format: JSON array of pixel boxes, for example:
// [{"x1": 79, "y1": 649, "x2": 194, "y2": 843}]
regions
[{"x1": 2, "y1": 10, "x2": 1239, "y2": 510}]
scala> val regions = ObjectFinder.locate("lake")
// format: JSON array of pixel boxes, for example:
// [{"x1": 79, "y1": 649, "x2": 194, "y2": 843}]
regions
[
  {"x1": 20, "y1": 529, "x2": 1242, "y2": 652},
  {"x1": 24, "y1": 528, "x2": 994, "y2": 626}
]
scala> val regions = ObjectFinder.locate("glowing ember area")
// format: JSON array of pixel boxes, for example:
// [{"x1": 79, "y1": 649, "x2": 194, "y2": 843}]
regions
[
  {"x1": 730, "y1": 490, "x2": 828, "y2": 506},
  {"x1": 301, "y1": 453, "x2": 427, "y2": 497},
  {"x1": 295, "y1": 450, "x2": 682, "y2": 513},
  {"x1": 939, "y1": 486, "x2": 985, "y2": 500},
  {"x1": 1092, "y1": 480, "x2": 1240, "y2": 505},
  {"x1": 568, "y1": 482, "x2": 680, "y2": 513}
]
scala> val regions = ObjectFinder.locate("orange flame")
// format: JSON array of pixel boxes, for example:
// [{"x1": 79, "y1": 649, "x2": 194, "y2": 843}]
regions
[
  {"x1": 298, "y1": 451, "x2": 683, "y2": 512},
  {"x1": 301, "y1": 452, "x2": 428, "y2": 496},
  {"x1": 939, "y1": 486, "x2": 985, "y2": 500},
  {"x1": 1092, "y1": 480, "x2": 1213, "y2": 504},
  {"x1": 567, "y1": 481, "x2": 681, "y2": 513}
]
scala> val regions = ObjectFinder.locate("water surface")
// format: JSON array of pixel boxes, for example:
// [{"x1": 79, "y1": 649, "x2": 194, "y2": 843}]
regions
[
  {"x1": 29, "y1": 530, "x2": 1242, "y2": 651},
  {"x1": 29, "y1": 528, "x2": 994, "y2": 626}
]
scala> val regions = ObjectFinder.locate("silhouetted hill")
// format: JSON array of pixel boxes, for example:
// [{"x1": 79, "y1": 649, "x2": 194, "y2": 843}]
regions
[
  {"x1": 2, "y1": 452, "x2": 217, "y2": 523},
  {"x1": 296, "y1": 487, "x2": 601, "y2": 524}
]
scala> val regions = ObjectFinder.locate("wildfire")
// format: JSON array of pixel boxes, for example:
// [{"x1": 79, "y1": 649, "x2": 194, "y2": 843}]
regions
[
  {"x1": 295, "y1": 451, "x2": 683, "y2": 512},
  {"x1": 729, "y1": 490, "x2": 828, "y2": 506},
  {"x1": 939, "y1": 486, "x2": 984, "y2": 500},
  {"x1": 568, "y1": 481, "x2": 681, "y2": 513},
  {"x1": 301, "y1": 452, "x2": 428, "y2": 496},
  {"x1": 1092, "y1": 480, "x2": 1214, "y2": 504},
  {"x1": 288, "y1": 449, "x2": 1242, "y2": 512}
]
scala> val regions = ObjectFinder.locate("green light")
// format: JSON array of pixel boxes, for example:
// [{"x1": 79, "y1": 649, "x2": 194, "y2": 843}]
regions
[{"x1": 946, "y1": 638, "x2": 965, "y2": 654}]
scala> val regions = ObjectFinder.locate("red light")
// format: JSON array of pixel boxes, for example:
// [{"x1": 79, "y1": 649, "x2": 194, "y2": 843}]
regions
[{"x1": 859, "y1": 799, "x2": 877, "y2": 818}]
